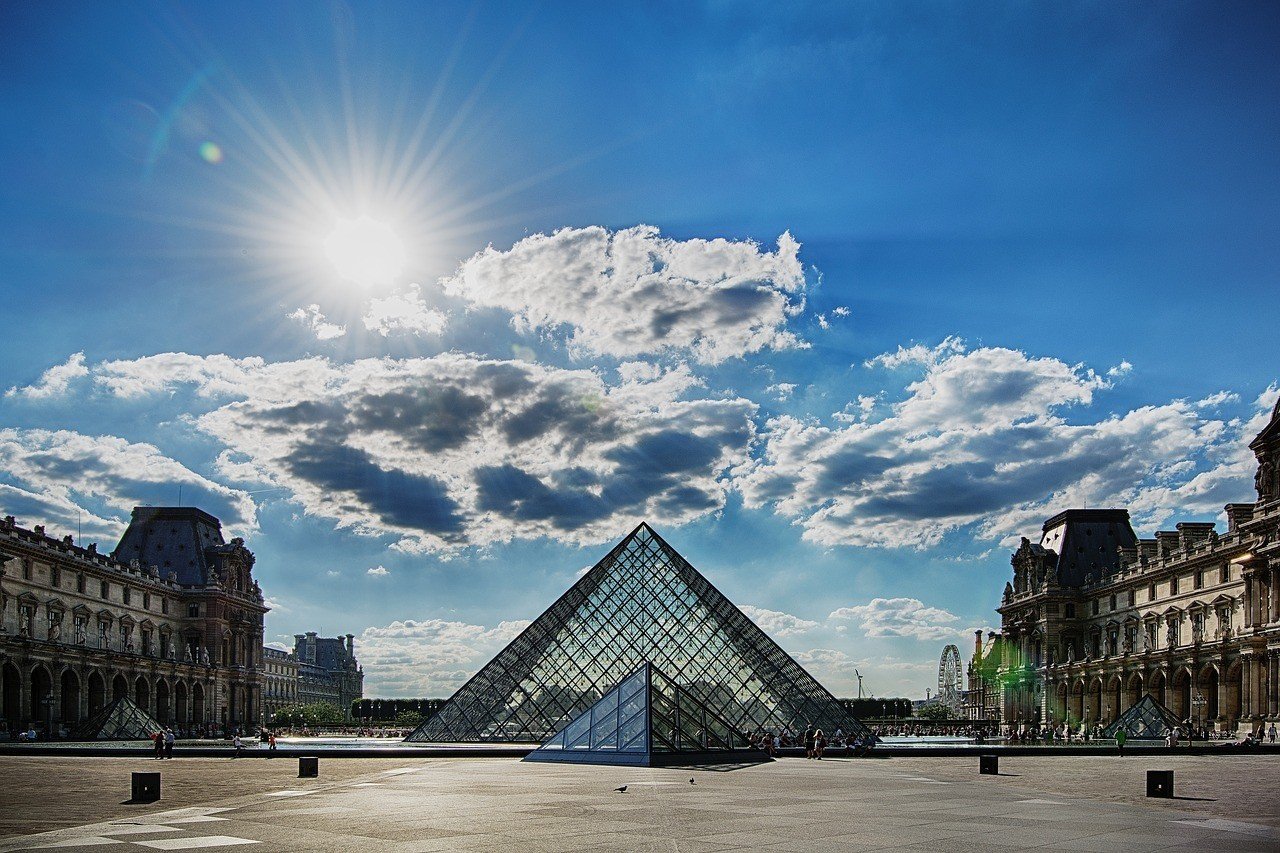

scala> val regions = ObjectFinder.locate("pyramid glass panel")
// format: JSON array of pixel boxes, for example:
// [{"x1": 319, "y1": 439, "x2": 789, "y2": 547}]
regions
[
  {"x1": 1101, "y1": 694, "x2": 1184, "y2": 740},
  {"x1": 408, "y1": 523, "x2": 870, "y2": 744},
  {"x1": 70, "y1": 696, "x2": 163, "y2": 741},
  {"x1": 525, "y1": 662, "x2": 769, "y2": 766}
]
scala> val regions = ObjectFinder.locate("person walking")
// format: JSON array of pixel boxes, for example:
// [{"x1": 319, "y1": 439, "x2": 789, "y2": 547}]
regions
[
  {"x1": 814, "y1": 729, "x2": 826, "y2": 760},
  {"x1": 233, "y1": 733, "x2": 243, "y2": 757},
  {"x1": 1115, "y1": 728, "x2": 1126, "y2": 755},
  {"x1": 152, "y1": 730, "x2": 164, "y2": 759},
  {"x1": 268, "y1": 731, "x2": 277, "y2": 752},
  {"x1": 1268, "y1": 722, "x2": 1276, "y2": 744},
  {"x1": 164, "y1": 728, "x2": 175, "y2": 759}
]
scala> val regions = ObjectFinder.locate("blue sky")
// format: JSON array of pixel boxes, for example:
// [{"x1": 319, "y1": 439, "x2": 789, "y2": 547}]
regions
[{"x1": 2, "y1": 1, "x2": 1277, "y2": 699}]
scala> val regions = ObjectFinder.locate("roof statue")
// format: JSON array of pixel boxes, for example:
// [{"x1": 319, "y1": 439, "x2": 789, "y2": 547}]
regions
[
  {"x1": 524, "y1": 662, "x2": 769, "y2": 766},
  {"x1": 1100, "y1": 694, "x2": 1183, "y2": 740},
  {"x1": 407, "y1": 522, "x2": 869, "y2": 744},
  {"x1": 70, "y1": 695, "x2": 163, "y2": 741}
]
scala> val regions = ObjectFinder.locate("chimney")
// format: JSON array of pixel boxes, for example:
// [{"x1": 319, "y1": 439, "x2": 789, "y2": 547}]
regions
[
  {"x1": 346, "y1": 633, "x2": 354, "y2": 656},
  {"x1": 974, "y1": 630, "x2": 983, "y2": 657}
]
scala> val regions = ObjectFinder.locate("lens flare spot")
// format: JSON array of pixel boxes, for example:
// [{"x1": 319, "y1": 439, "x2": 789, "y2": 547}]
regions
[
  {"x1": 323, "y1": 215, "x2": 406, "y2": 287},
  {"x1": 199, "y1": 141, "x2": 223, "y2": 163}
]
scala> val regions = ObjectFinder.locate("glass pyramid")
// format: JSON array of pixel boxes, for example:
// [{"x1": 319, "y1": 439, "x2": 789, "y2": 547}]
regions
[
  {"x1": 525, "y1": 662, "x2": 768, "y2": 766},
  {"x1": 407, "y1": 522, "x2": 870, "y2": 744},
  {"x1": 70, "y1": 695, "x2": 163, "y2": 741},
  {"x1": 1100, "y1": 694, "x2": 1184, "y2": 740}
]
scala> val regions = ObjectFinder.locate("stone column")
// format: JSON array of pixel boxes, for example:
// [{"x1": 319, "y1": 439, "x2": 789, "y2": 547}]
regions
[
  {"x1": 1243, "y1": 577, "x2": 1254, "y2": 629},
  {"x1": 1241, "y1": 655, "x2": 1255, "y2": 720},
  {"x1": 1269, "y1": 650, "x2": 1279, "y2": 717},
  {"x1": 18, "y1": 664, "x2": 31, "y2": 724},
  {"x1": 78, "y1": 667, "x2": 90, "y2": 722}
]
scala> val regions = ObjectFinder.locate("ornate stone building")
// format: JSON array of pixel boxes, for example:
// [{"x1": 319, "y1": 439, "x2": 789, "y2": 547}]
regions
[
  {"x1": 261, "y1": 646, "x2": 299, "y2": 723},
  {"x1": 963, "y1": 630, "x2": 1003, "y2": 722},
  {"x1": 0, "y1": 506, "x2": 267, "y2": 736},
  {"x1": 996, "y1": 400, "x2": 1280, "y2": 734},
  {"x1": 293, "y1": 632, "x2": 363, "y2": 718}
]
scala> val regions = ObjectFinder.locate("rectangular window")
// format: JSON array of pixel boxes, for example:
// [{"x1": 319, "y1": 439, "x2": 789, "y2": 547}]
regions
[
  {"x1": 160, "y1": 597, "x2": 168, "y2": 614},
  {"x1": 77, "y1": 574, "x2": 86, "y2": 594},
  {"x1": 123, "y1": 587, "x2": 131, "y2": 605},
  {"x1": 1194, "y1": 571, "x2": 1203, "y2": 590},
  {"x1": 98, "y1": 622, "x2": 108, "y2": 649},
  {"x1": 1220, "y1": 563, "x2": 1229, "y2": 583},
  {"x1": 1127, "y1": 589, "x2": 1136, "y2": 607},
  {"x1": 22, "y1": 560, "x2": 32, "y2": 580},
  {"x1": 188, "y1": 603, "x2": 200, "y2": 618},
  {"x1": 100, "y1": 581, "x2": 109, "y2": 599},
  {"x1": 1065, "y1": 603, "x2": 1076, "y2": 618},
  {"x1": 143, "y1": 592, "x2": 151, "y2": 610},
  {"x1": 1091, "y1": 599, "x2": 1099, "y2": 616},
  {"x1": 74, "y1": 615, "x2": 87, "y2": 645},
  {"x1": 50, "y1": 566, "x2": 60, "y2": 587},
  {"x1": 160, "y1": 633, "x2": 169, "y2": 659},
  {"x1": 1170, "y1": 576, "x2": 1179, "y2": 594},
  {"x1": 1109, "y1": 594, "x2": 1117, "y2": 611},
  {"x1": 19, "y1": 605, "x2": 33, "y2": 636},
  {"x1": 1148, "y1": 582, "x2": 1157, "y2": 601}
]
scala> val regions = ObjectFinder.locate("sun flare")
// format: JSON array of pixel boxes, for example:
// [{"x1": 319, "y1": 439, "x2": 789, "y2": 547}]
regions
[{"x1": 323, "y1": 215, "x2": 406, "y2": 287}]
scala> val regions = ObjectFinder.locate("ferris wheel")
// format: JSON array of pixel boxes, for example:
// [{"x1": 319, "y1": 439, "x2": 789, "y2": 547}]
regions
[{"x1": 938, "y1": 644, "x2": 962, "y2": 713}]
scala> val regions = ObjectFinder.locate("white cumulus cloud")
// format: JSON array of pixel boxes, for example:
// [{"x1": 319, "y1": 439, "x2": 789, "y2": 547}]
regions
[
  {"x1": 288, "y1": 305, "x2": 346, "y2": 340},
  {"x1": 739, "y1": 604, "x2": 819, "y2": 637},
  {"x1": 6, "y1": 352, "x2": 89, "y2": 399},
  {"x1": 830, "y1": 597, "x2": 964, "y2": 641},
  {"x1": 442, "y1": 225, "x2": 808, "y2": 363},
  {"x1": 362, "y1": 284, "x2": 448, "y2": 337}
]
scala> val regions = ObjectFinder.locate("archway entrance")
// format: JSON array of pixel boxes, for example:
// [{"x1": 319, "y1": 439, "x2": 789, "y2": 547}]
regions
[
  {"x1": 112, "y1": 674, "x2": 128, "y2": 702},
  {"x1": 1125, "y1": 672, "x2": 1143, "y2": 709},
  {"x1": 1087, "y1": 678, "x2": 1103, "y2": 724},
  {"x1": 1069, "y1": 680, "x2": 1084, "y2": 725},
  {"x1": 175, "y1": 681, "x2": 188, "y2": 725},
  {"x1": 59, "y1": 670, "x2": 80, "y2": 728},
  {"x1": 1171, "y1": 667, "x2": 1192, "y2": 721},
  {"x1": 1149, "y1": 669, "x2": 1166, "y2": 706},
  {"x1": 192, "y1": 683, "x2": 205, "y2": 726},
  {"x1": 87, "y1": 671, "x2": 106, "y2": 713},
  {"x1": 1197, "y1": 666, "x2": 1220, "y2": 728},
  {"x1": 1224, "y1": 661, "x2": 1243, "y2": 731},
  {"x1": 134, "y1": 677, "x2": 150, "y2": 714},
  {"x1": 31, "y1": 665, "x2": 53, "y2": 733},
  {"x1": 1107, "y1": 676, "x2": 1123, "y2": 722},
  {"x1": 155, "y1": 680, "x2": 170, "y2": 724}
]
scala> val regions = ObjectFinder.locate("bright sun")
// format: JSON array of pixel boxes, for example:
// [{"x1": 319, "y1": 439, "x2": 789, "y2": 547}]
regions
[{"x1": 323, "y1": 215, "x2": 406, "y2": 287}]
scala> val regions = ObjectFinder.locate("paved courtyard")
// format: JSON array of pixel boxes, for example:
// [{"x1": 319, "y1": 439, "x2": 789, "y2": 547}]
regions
[{"x1": 0, "y1": 754, "x2": 1276, "y2": 851}]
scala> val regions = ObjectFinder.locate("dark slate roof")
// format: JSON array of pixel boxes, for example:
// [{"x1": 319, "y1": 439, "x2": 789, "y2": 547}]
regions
[
  {"x1": 112, "y1": 506, "x2": 224, "y2": 586},
  {"x1": 1038, "y1": 509, "x2": 1137, "y2": 587},
  {"x1": 311, "y1": 637, "x2": 349, "y2": 671}
]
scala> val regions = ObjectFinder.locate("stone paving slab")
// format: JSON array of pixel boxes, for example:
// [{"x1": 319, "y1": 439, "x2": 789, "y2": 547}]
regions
[{"x1": 0, "y1": 754, "x2": 1276, "y2": 851}]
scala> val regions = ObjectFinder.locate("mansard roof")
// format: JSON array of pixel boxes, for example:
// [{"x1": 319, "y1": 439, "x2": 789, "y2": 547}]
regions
[
  {"x1": 112, "y1": 506, "x2": 228, "y2": 586},
  {"x1": 1038, "y1": 509, "x2": 1137, "y2": 587}
]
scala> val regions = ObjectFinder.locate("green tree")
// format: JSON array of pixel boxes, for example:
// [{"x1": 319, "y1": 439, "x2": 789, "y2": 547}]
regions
[
  {"x1": 917, "y1": 702, "x2": 951, "y2": 721},
  {"x1": 393, "y1": 710, "x2": 423, "y2": 728}
]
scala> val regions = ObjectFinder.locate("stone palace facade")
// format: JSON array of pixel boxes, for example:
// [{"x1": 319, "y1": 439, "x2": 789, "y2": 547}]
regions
[
  {"x1": 996, "y1": 399, "x2": 1280, "y2": 734},
  {"x1": 0, "y1": 506, "x2": 267, "y2": 736}
]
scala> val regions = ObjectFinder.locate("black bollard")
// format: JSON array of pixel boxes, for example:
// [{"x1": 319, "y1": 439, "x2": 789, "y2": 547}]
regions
[
  {"x1": 980, "y1": 754, "x2": 998, "y2": 775},
  {"x1": 298, "y1": 756, "x2": 319, "y2": 778},
  {"x1": 131, "y1": 772, "x2": 161, "y2": 803},
  {"x1": 1146, "y1": 770, "x2": 1173, "y2": 798}
]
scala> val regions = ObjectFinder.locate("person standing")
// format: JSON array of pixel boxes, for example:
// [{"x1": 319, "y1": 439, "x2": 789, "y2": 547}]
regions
[
  {"x1": 1115, "y1": 728, "x2": 1126, "y2": 754},
  {"x1": 233, "y1": 733, "x2": 243, "y2": 757},
  {"x1": 268, "y1": 731, "x2": 277, "y2": 752},
  {"x1": 1268, "y1": 723, "x2": 1276, "y2": 744},
  {"x1": 152, "y1": 730, "x2": 164, "y2": 759},
  {"x1": 164, "y1": 728, "x2": 175, "y2": 759},
  {"x1": 803, "y1": 724, "x2": 815, "y2": 759}
]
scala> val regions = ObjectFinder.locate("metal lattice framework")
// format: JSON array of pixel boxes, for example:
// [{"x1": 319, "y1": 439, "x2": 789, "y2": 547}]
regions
[
  {"x1": 1100, "y1": 694, "x2": 1182, "y2": 740},
  {"x1": 70, "y1": 695, "x2": 162, "y2": 741},
  {"x1": 526, "y1": 662, "x2": 762, "y2": 766},
  {"x1": 407, "y1": 523, "x2": 870, "y2": 743},
  {"x1": 938, "y1": 644, "x2": 962, "y2": 713}
]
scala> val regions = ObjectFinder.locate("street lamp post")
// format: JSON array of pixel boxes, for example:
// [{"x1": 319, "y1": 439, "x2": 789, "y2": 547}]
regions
[
  {"x1": 41, "y1": 692, "x2": 54, "y2": 740},
  {"x1": 1192, "y1": 690, "x2": 1206, "y2": 736}
]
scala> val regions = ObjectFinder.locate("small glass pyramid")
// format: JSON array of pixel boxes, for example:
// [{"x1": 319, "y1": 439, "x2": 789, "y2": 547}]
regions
[
  {"x1": 525, "y1": 662, "x2": 768, "y2": 766},
  {"x1": 1100, "y1": 694, "x2": 1183, "y2": 740},
  {"x1": 70, "y1": 695, "x2": 164, "y2": 741},
  {"x1": 408, "y1": 522, "x2": 870, "y2": 744}
]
